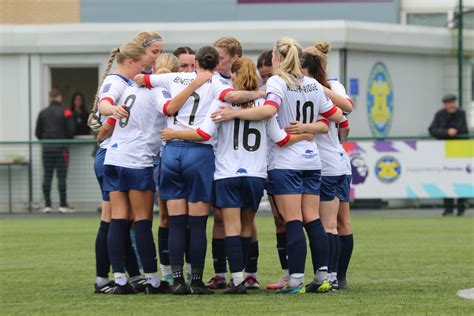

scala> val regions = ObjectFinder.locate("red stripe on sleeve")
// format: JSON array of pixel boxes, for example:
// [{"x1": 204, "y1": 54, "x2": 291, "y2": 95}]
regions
[
  {"x1": 100, "y1": 97, "x2": 115, "y2": 105},
  {"x1": 162, "y1": 100, "x2": 171, "y2": 116},
  {"x1": 144, "y1": 75, "x2": 152, "y2": 89},
  {"x1": 106, "y1": 117, "x2": 116, "y2": 126},
  {"x1": 339, "y1": 120, "x2": 349, "y2": 128},
  {"x1": 196, "y1": 128, "x2": 211, "y2": 141},
  {"x1": 64, "y1": 109, "x2": 73, "y2": 118},
  {"x1": 317, "y1": 119, "x2": 329, "y2": 127},
  {"x1": 276, "y1": 133, "x2": 291, "y2": 147},
  {"x1": 321, "y1": 106, "x2": 337, "y2": 118},
  {"x1": 218, "y1": 88, "x2": 235, "y2": 102},
  {"x1": 263, "y1": 100, "x2": 280, "y2": 110}
]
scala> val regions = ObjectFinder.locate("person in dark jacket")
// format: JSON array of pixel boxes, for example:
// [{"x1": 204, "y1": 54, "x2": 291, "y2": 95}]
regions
[
  {"x1": 35, "y1": 89, "x2": 76, "y2": 213},
  {"x1": 70, "y1": 92, "x2": 91, "y2": 136},
  {"x1": 428, "y1": 94, "x2": 468, "y2": 216}
]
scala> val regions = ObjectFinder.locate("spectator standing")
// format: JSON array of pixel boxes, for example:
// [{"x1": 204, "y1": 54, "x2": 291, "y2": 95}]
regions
[
  {"x1": 35, "y1": 89, "x2": 76, "y2": 213},
  {"x1": 70, "y1": 92, "x2": 91, "y2": 136},
  {"x1": 428, "y1": 94, "x2": 469, "y2": 216}
]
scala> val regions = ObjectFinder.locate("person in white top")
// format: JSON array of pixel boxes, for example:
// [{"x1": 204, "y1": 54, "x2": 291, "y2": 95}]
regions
[
  {"x1": 302, "y1": 42, "x2": 354, "y2": 290},
  {"x1": 161, "y1": 57, "x2": 314, "y2": 294},
  {"x1": 134, "y1": 46, "x2": 262, "y2": 295},
  {"x1": 207, "y1": 37, "x2": 242, "y2": 289},
  {"x1": 212, "y1": 37, "x2": 342, "y2": 294},
  {"x1": 89, "y1": 41, "x2": 149, "y2": 295}
]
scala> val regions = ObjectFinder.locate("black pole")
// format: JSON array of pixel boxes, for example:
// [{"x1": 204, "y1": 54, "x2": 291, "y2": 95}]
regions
[
  {"x1": 28, "y1": 54, "x2": 33, "y2": 213},
  {"x1": 457, "y1": 0, "x2": 463, "y2": 108}
]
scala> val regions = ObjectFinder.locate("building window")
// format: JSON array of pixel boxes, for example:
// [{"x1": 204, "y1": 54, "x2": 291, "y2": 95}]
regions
[{"x1": 407, "y1": 13, "x2": 448, "y2": 27}]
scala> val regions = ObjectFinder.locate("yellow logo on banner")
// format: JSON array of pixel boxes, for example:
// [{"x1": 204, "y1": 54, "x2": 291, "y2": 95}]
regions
[
  {"x1": 367, "y1": 62, "x2": 394, "y2": 137},
  {"x1": 445, "y1": 140, "x2": 474, "y2": 158},
  {"x1": 375, "y1": 156, "x2": 401, "y2": 183}
]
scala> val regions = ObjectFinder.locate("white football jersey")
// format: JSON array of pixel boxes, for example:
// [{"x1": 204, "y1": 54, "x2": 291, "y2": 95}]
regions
[
  {"x1": 265, "y1": 75, "x2": 337, "y2": 170},
  {"x1": 98, "y1": 74, "x2": 131, "y2": 149},
  {"x1": 217, "y1": 72, "x2": 233, "y2": 86},
  {"x1": 149, "y1": 72, "x2": 233, "y2": 144},
  {"x1": 199, "y1": 99, "x2": 289, "y2": 180},
  {"x1": 317, "y1": 80, "x2": 352, "y2": 176},
  {"x1": 104, "y1": 86, "x2": 168, "y2": 169}
]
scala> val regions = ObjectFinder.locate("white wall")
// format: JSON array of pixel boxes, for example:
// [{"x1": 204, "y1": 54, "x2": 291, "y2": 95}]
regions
[{"x1": 0, "y1": 55, "x2": 30, "y2": 141}]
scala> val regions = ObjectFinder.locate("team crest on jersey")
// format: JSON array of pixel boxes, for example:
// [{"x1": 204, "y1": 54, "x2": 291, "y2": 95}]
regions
[
  {"x1": 102, "y1": 84, "x2": 112, "y2": 93},
  {"x1": 302, "y1": 149, "x2": 316, "y2": 159},
  {"x1": 236, "y1": 168, "x2": 248, "y2": 175},
  {"x1": 375, "y1": 156, "x2": 401, "y2": 183},
  {"x1": 162, "y1": 90, "x2": 171, "y2": 98},
  {"x1": 367, "y1": 62, "x2": 394, "y2": 137}
]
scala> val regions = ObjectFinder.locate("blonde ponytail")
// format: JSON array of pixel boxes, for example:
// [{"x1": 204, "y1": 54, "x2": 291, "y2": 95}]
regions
[
  {"x1": 155, "y1": 53, "x2": 179, "y2": 74},
  {"x1": 273, "y1": 37, "x2": 303, "y2": 87},
  {"x1": 231, "y1": 57, "x2": 259, "y2": 109},
  {"x1": 90, "y1": 47, "x2": 120, "y2": 117}
]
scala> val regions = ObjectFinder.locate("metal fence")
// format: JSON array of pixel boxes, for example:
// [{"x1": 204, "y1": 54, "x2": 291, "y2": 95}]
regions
[
  {"x1": 0, "y1": 139, "x2": 100, "y2": 213},
  {"x1": 1, "y1": 136, "x2": 472, "y2": 213}
]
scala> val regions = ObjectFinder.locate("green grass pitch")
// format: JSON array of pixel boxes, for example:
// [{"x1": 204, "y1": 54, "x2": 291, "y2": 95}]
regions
[{"x1": 1, "y1": 213, "x2": 473, "y2": 315}]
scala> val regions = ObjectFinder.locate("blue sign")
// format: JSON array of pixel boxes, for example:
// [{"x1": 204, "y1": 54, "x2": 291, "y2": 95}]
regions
[
  {"x1": 349, "y1": 78, "x2": 359, "y2": 96},
  {"x1": 367, "y1": 62, "x2": 394, "y2": 138}
]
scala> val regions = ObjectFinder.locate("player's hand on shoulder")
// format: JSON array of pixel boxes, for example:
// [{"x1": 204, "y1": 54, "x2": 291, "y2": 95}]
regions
[
  {"x1": 211, "y1": 105, "x2": 235, "y2": 122},
  {"x1": 134, "y1": 74, "x2": 146, "y2": 87},
  {"x1": 160, "y1": 128, "x2": 175, "y2": 141},
  {"x1": 193, "y1": 71, "x2": 214, "y2": 87}
]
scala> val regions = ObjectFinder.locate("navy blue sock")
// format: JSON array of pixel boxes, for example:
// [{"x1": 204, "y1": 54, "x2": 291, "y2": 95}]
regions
[
  {"x1": 107, "y1": 219, "x2": 128, "y2": 273},
  {"x1": 338, "y1": 234, "x2": 354, "y2": 280},
  {"x1": 240, "y1": 237, "x2": 252, "y2": 271},
  {"x1": 135, "y1": 220, "x2": 157, "y2": 274},
  {"x1": 168, "y1": 215, "x2": 187, "y2": 267},
  {"x1": 285, "y1": 220, "x2": 306, "y2": 274},
  {"x1": 158, "y1": 227, "x2": 170, "y2": 266},
  {"x1": 333, "y1": 234, "x2": 340, "y2": 274},
  {"x1": 304, "y1": 219, "x2": 329, "y2": 274},
  {"x1": 245, "y1": 240, "x2": 259, "y2": 273},
  {"x1": 327, "y1": 233, "x2": 335, "y2": 273},
  {"x1": 276, "y1": 232, "x2": 288, "y2": 270},
  {"x1": 188, "y1": 215, "x2": 208, "y2": 270},
  {"x1": 212, "y1": 238, "x2": 227, "y2": 274},
  {"x1": 95, "y1": 221, "x2": 110, "y2": 278},
  {"x1": 185, "y1": 227, "x2": 191, "y2": 264},
  {"x1": 225, "y1": 235, "x2": 243, "y2": 273},
  {"x1": 124, "y1": 221, "x2": 141, "y2": 277}
]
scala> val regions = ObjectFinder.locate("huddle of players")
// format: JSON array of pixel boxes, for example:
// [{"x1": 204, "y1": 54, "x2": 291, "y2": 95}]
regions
[{"x1": 90, "y1": 31, "x2": 355, "y2": 295}]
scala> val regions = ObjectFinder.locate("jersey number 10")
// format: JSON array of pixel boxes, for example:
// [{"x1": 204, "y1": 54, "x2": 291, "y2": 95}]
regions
[{"x1": 295, "y1": 100, "x2": 314, "y2": 124}]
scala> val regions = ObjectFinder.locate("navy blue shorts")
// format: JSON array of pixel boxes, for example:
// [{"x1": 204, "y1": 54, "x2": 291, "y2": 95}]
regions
[
  {"x1": 103, "y1": 165, "x2": 155, "y2": 192},
  {"x1": 320, "y1": 175, "x2": 352, "y2": 202},
  {"x1": 215, "y1": 177, "x2": 266, "y2": 211},
  {"x1": 94, "y1": 148, "x2": 109, "y2": 201},
  {"x1": 159, "y1": 141, "x2": 215, "y2": 202},
  {"x1": 267, "y1": 169, "x2": 321, "y2": 195},
  {"x1": 336, "y1": 175, "x2": 351, "y2": 202}
]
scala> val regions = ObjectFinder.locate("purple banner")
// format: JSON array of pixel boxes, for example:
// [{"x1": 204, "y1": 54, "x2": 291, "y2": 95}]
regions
[{"x1": 238, "y1": 0, "x2": 392, "y2": 3}]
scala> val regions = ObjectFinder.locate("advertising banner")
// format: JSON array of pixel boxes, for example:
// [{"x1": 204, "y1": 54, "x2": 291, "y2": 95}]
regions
[{"x1": 343, "y1": 139, "x2": 474, "y2": 199}]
